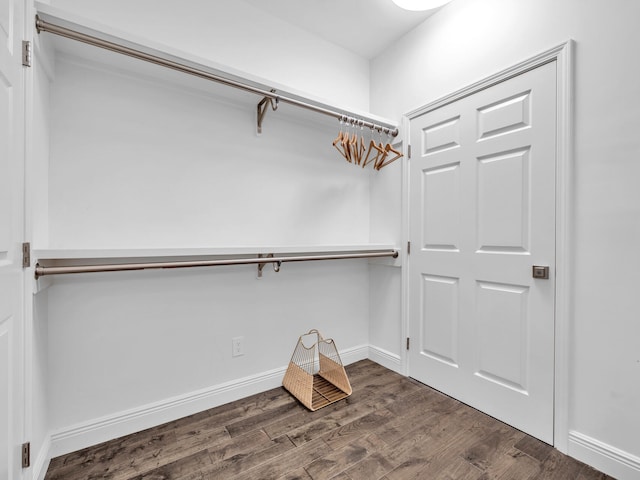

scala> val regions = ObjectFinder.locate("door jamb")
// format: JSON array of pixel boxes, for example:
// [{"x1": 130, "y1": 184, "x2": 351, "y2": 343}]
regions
[{"x1": 400, "y1": 41, "x2": 574, "y2": 452}]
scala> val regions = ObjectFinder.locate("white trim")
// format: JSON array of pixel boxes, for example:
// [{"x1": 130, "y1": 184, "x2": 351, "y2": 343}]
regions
[
  {"x1": 551, "y1": 40, "x2": 575, "y2": 454},
  {"x1": 568, "y1": 431, "x2": 640, "y2": 480},
  {"x1": 32, "y1": 434, "x2": 52, "y2": 480},
  {"x1": 49, "y1": 344, "x2": 368, "y2": 457},
  {"x1": 400, "y1": 114, "x2": 411, "y2": 377},
  {"x1": 368, "y1": 345, "x2": 402, "y2": 373},
  {"x1": 403, "y1": 41, "x2": 574, "y2": 451}
]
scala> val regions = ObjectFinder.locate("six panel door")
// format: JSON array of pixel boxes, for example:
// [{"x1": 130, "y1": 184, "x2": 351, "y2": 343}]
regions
[{"x1": 408, "y1": 61, "x2": 557, "y2": 443}]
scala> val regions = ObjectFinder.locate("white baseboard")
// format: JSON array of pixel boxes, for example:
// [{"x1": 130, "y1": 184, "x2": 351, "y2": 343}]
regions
[
  {"x1": 32, "y1": 434, "x2": 51, "y2": 480},
  {"x1": 568, "y1": 430, "x2": 640, "y2": 480},
  {"x1": 368, "y1": 345, "x2": 402, "y2": 373},
  {"x1": 49, "y1": 344, "x2": 369, "y2": 458}
]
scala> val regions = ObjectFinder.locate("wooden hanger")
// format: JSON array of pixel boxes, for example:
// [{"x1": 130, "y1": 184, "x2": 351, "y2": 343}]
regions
[
  {"x1": 350, "y1": 128, "x2": 366, "y2": 165},
  {"x1": 362, "y1": 139, "x2": 384, "y2": 168},
  {"x1": 357, "y1": 136, "x2": 366, "y2": 166},
  {"x1": 342, "y1": 129, "x2": 353, "y2": 162},
  {"x1": 376, "y1": 143, "x2": 403, "y2": 170},
  {"x1": 362, "y1": 126, "x2": 384, "y2": 167},
  {"x1": 333, "y1": 117, "x2": 350, "y2": 161}
]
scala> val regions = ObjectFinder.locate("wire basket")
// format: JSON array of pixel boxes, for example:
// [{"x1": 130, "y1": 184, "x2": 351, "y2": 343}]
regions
[{"x1": 282, "y1": 329, "x2": 352, "y2": 411}]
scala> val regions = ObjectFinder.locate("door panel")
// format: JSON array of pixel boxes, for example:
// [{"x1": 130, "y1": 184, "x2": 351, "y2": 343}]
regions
[
  {"x1": 409, "y1": 61, "x2": 556, "y2": 443},
  {"x1": 0, "y1": 0, "x2": 24, "y2": 477},
  {"x1": 477, "y1": 147, "x2": 530, "y2": 252},
  {"x1": 475, "y1": 280, "x2": 529, "y2": 392},
  {"x1": 421, "y1": 163, "x2": 461, "y2": 251},
  {"x1": 421, "y1": 274, "x2": 459, "y2": 366}
]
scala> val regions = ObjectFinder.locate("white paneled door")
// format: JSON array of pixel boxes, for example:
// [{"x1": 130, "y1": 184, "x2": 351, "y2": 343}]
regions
[
  {"x1": 0, "y1": 0, "x2": 25, "y2": 478},
  {"x1": 409, "y1": 61, "x2": 556, "y2": 443}
]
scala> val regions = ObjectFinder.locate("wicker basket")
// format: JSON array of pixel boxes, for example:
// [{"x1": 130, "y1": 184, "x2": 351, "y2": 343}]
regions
[{"x1": 282, "y1": 329, "x2": 352, "y2": 411}]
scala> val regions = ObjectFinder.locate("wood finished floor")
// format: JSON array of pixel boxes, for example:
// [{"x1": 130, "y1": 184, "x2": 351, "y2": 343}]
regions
[{"x1": 45, "y1": 360, "x2": 614, "y2": 480}]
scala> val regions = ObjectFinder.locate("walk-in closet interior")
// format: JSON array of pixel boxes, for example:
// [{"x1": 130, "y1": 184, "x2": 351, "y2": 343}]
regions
[{"x1": 3, "y1": 0, "x2": 640, "y2": 479}]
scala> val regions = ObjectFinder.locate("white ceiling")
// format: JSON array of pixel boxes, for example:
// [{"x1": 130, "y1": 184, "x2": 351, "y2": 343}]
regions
[{"x1": 242, "y1": 0, "x2": 440, "y2": 59}]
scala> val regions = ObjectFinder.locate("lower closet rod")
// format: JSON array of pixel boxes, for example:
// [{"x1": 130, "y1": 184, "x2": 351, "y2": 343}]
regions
[
  {"x1": 34, "y1": 250, "x2": 399, "y2": 278},
  {"x1": 34, "y1": 16, "x2": 398, "y2": 137}
]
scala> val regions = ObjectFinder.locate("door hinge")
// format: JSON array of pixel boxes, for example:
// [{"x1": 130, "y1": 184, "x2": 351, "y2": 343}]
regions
[
  {"x1": 22, "y1": 40, "x2": 32, "y2": 67},
  {"x1": 22, "y1": 442, "x2": 30, "y2": 468},
  {"x1": 407, "y1": 144, "x2": 412, "y2": 159},
  {"x1": 407, "y1": 241, "x2": 411, "y2": 255},
  {"x1": 22, "y1": 242, "x2": 31, "y2": 268},
  {"x1": 406, "y1": 337, "x2": 410, "y2": 350}
]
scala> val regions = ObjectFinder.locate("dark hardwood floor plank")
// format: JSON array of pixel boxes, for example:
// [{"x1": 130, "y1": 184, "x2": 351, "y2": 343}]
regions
[
  {"x1": 205, "y1": 428, "x2": 273, "y2": 464},
  {"x1": 342, "y1": 451, "x2": 396, "y2": 480},
  {"x1": 371, "y1": 389, "x2": 456, "y2": 447},
  {"x1": 321, "y1": 408, "x2": 395, "y2": 451},
  {"x1": 236, "y1": 438, "x2": 332, "y2": 480},
  {"x1": 128, "y1": 448, "x2": 214, "y2": 480},
  {"x1": 461, "y1": 425, "x2": 526, "y2": 472},
  {"x1": 390, "y1": 453, "x2": 484, "y2": 480},
  {"x1": 481, "y1": 445, "x2": 542, "y2": 479},
  {"x1": 304, "y1": 433, "x2": 387, "y2": 480},
  {"x1": 325, "y1": 473, "x2": 351, "y2": 480},
  {"x1": 534, "y1": 447, "x2": 594, "y2": 480},
  {"x1": 263, "y1": 393, "x2": 351, "y2": 441},
  {"x1": 225, "y1": 400, "x2": 305, "y2": 437},
  {"x1": 275, "y1": 467, "x2": 314, "y2": 480},
  {"x1": 380, "y1": 408, "x2": 486, "y2": 479},
  {"x1": 180, "y1": 435, "x2": 297, "y2": 480},
  {"x1": 514, "y1": 435, "x2": 555, "y2": 463}
]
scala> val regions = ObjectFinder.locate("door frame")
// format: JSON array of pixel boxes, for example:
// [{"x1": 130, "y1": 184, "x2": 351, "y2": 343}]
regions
[{"x1": 401, "y1": 41, "x2": 574, "y2": 452}]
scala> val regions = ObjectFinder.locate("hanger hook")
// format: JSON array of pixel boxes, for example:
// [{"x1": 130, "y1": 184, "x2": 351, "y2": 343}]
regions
[{"x1": 273, "y1": 260, "x2": 281, "y2": 273}]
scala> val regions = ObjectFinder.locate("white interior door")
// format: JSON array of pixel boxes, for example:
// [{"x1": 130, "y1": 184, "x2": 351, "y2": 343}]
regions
[
  {"x1": 408, "y1": 61, "x2": 556, "y2": 443},
  {"x1": 0, "y1": 0, "x2": 25, "y2": 477}
]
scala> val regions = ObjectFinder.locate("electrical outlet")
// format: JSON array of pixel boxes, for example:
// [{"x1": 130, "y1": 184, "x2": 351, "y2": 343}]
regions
[{"x1": 232, "y1": 336, "x2": 244, "y2": 357}]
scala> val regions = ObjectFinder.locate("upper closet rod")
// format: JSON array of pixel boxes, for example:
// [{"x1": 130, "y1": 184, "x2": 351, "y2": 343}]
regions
[{"x1": 35, "y1": 16, "x2": 399, "y2": 137}]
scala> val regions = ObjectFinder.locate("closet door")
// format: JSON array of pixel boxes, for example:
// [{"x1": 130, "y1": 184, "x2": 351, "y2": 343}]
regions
[
  {"x1": 408, "y1": 61, "x2": 556, "y2": 443},
  {"x1": 0, "y1": 0, "x2": 25, "y2": 477}
]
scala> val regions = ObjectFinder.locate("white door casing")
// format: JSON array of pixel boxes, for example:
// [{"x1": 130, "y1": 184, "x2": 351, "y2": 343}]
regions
[
  {"x1": 0, "y1": 0, "x2": 25, "y2": 477},
  {"x1": 408, "y1": 60, "x2": 557, "y2": 443}
]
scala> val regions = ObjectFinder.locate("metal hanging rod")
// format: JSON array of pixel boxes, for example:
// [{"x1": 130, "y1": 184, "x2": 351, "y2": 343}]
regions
[
  {"x1": 35, "y1": 15, "x2": 398, "y2": 137},
  {"x1": 34, "y1": 250, "x2": 399, "y2": 278}
]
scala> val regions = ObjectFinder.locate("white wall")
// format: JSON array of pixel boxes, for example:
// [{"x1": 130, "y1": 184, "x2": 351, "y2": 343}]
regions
[
  {"x1": 49, "y1": 0, "x2": 370, "y2": 112},
  {"x1": 370, "y1": 0, "x2": 640, "y2": 477},
  {"x1": 48, "y1": 55, "x2": 370, "y2": 248},
  {"x1": 369, "y1": 148, "x2": 404, "y2": 370}
]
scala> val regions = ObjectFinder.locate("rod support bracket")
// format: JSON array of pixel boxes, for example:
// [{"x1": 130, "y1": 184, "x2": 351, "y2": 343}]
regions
[
  {"x1": 257, "y1": 90, "x2": 279, "y2": 135},
  {"x1": 257, "y1": 253, "x2": 275, "y2": 278}
]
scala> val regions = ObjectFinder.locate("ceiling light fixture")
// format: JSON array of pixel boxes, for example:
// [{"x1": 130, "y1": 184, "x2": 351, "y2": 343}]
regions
[{"x1": 391, "y1": 0, "x2": 452, "y2": 11}]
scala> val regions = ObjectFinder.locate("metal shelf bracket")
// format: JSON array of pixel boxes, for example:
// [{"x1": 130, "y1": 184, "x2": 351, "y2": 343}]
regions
[{"x1": 257, "y1": 91, "x2": 279, "y2": 134}]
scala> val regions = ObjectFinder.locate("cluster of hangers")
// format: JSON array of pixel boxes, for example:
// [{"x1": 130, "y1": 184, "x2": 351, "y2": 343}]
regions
[{"x1": 333, "y1": 116, "x2": 403, "y2": 170}]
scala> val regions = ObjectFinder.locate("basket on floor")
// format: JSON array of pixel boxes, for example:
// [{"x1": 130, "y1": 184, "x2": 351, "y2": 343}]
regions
[{"x1": 282, "y1": 329, "x2": 352, "y2": 411}]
